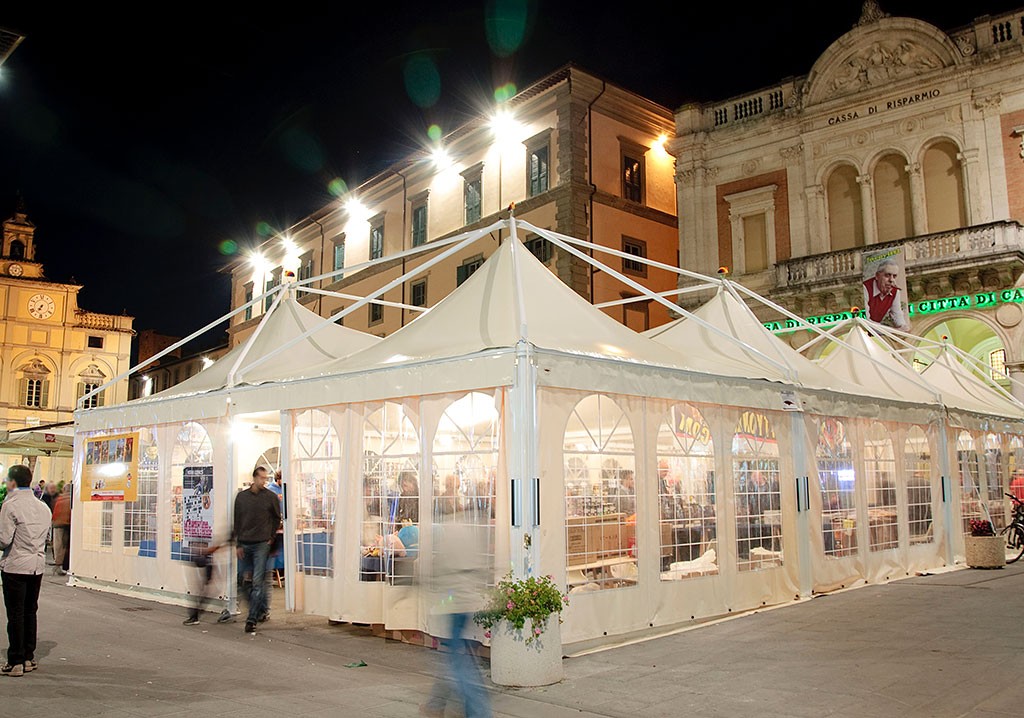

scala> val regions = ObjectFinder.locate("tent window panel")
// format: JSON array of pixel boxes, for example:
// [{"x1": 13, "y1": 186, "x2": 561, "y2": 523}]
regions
[
  {"x1": 361, "y1": 402, "x2": 421, "y2": 584},
  {"x1": 984, "y1": 433, "x2": 1007, "y2": 529},
  {"x1": 865, "y1": 423, "x2": 898, "y2": 551},
  {"x1": 294, "y1": 410, "x2": 340, "y2": 577},
  {"x1": 732, "y1": 412, "x2": 782, "y2": 571},
  {"x1": 82, "y1": 501, "x2": 115, "y2": 552},
  {"x1": 432, "y1": 392, "x2": 499, "y2": 592},
  {"x1": 657, "y1": 405, "x2": 717, "y2": 581},
  {"x1": 957, "y1": 431, "x2": 984, "y2": 537},
  {"x1": 905, "y1": 426, "x2": 933, "y2": 544},
  {"x1": 170, "y1": 422, "x2": 214, "y2": 562},
  {"x1": 816, "y1": 418, "x2": 857, "y2": 558},
  {"x1": 124, "y1": 429, "x2": 159, "y2": 555},
  {"x1": 564, "y1": 394, "x2": 638, "y2": 591}
]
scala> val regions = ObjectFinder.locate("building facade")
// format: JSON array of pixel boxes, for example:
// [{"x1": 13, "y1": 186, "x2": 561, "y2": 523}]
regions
[
  {"x1": 127, "y1": 329, "x2": 227, "y2": 400},
  {"x1": 226, "y1": 66, "x2": 678, "y2": 345},
  {"x1": 673, "y1": 3, "x2": 1024, "y2": 396}
]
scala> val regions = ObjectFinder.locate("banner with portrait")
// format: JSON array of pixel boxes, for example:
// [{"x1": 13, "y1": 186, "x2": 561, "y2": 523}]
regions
[
  {"x1": 861, "y1": 246, "x2": 910, "y2": 331},
  {"x1": 182, "y1": 465, "x2": 215, "y2": 551},
  {"x1": 83, "y1": 432, "x2": 139, "y2": 501}
]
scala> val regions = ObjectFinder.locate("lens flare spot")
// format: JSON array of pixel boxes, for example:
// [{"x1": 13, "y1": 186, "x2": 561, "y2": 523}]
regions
[
  {"x1": 486, "y1": 0, "x2": 530, "y2": 57},
  {"x1": 218, "y1": 239, "x2": 238, "y2": 256},
  {"x1": 494, "y1": 83, "x2": 517, "y2": 103},
  {"x1": 427, "y1": 124, "x2": 442, "y2": 143},
  {"x1": 280, "y1": 127, "x2": 324, "y2": 173},
  {"x1": 404, "y1": 54, "x2": 441, "y2": 108},
  {"x1": 256, "y1": 222, "x2": 273, "y2": 237},
  {"x1": 328, "y1": 178, "x2": 348, "y2": 197}
]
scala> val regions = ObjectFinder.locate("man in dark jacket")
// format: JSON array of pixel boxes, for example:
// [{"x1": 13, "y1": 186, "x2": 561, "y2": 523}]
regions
[{"x1": 232, "y1": 466, "x2": 282, "y2": 634}]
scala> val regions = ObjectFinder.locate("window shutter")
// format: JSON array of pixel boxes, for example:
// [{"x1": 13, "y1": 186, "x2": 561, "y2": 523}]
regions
[
  {"x1": 456, "y1": 264, "x2": 468, "y2": 286},
  {"x1": 18, "y1": 378, "x2": 27, "y2": 406},
  {"x1": 77, "y1": 382, "x2": 86, "y2": 401},
  {"x1": 96, "y1": 389, "x2": 105, "y2": 408},
  {"x1": 40, "y1": 380, "x2": 49, "y2": 408}
]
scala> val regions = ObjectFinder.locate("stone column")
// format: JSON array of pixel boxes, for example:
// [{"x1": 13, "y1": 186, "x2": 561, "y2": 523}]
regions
[
  {"x1": 1005, "y1": 361, "x2": 1024, "y2": 403},
  {"x1": 905, "y1": 162, "x2": 928, "y2": 236},
  {"x1": 856, "y1": 173, "x2": 877, "y2": 245},
  {"x1": 957, "y1": 148, "x2": 982, "y2": 226},
  {"x1": 805, "y1": 184, "x2": 826, "y2": 254}
]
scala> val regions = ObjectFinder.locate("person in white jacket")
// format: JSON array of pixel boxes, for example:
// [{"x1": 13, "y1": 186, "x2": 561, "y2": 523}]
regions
[{"x1": 0, "y1": 465, "x2": 53, "y2": 677}]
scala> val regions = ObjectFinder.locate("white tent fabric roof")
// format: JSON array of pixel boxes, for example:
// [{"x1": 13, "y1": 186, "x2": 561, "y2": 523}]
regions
[
  {"x1": 920, "y1": 347, "x2": 1024, "y2": 419},
  {"x1": 643, "y1": 288, "x2": 863, "y2": 393},
  {"x1": 305, "y1": 237, "x2": 767, "y2": 380},
  {"x1": 150, "y1": 292, "x2": 380, "y2": 400},
  {"x1": 817, "y1": 325, "x2": 940, "y2": 405}
]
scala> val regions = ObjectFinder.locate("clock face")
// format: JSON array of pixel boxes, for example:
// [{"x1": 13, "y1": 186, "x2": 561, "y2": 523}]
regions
[
  {"x1": 8, "y1": 263, "x2": 23, "y2": 277},
  {"x1": 27, "y1": 293, "x2": 55, "y2": 320}
]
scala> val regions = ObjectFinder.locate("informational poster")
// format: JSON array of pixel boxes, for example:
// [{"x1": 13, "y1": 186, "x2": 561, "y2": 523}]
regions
[
  {"x1": 83, "y1": 432, "x2": 139, "y2": 501},
  {"x1": 182, "y1": 465, "x2": 214, "y2": 551},
  {"x1": 861, "y1": 246, "x2": 910, "y2": 331}
]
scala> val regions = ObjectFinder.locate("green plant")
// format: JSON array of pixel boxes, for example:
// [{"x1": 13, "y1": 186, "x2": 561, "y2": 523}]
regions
[{"x1": 474, "y1": 572, "x2": 568, "y2": 645}]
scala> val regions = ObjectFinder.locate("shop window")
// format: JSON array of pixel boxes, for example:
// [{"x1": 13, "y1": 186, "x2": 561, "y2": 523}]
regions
[
  {"x1": 411, "y1": 279, "x2": 427, "y2": 308},
  {"x1": 984, "y1": 433, "x2": 1007, "y2": 529},
  {"x1": 370, "y1": 221, "x2": 385, "y2": 261},
  {"x1": 923, "y1": 141, "x2": 966, "y2": 232},
  {"x1": 657, "y1": 404, "x2": 716, "y2": 580},
  {"x1": 865, "y1": 422, "x2": 898, "y2": 551},
  {"x1": 873, "y1": 153, "x2": 913, "y2": 243},
  {"x1": 905, "y1": 426, "x2": 934, "y2": 544},
  {"x1": 432, "y1": 392, "x2": 500, "y2": 591},
  {"x1": 622, "y1": 237, "x2": 647, "y2": 277},
  {"x1": 957, "y1": 431, "x2": 984, "y2": 537},
  {"x1": 826, "y1": 164, "x2": 864, "y2": 251},
  {"x1": 816, "y1": 418, "x2": 857, "y2": 559},
  {"x1": 170, "y1": 422, "x2": 214, "y2": 561},
  {"x1": 411, "y1": 200, "x2": 428, "y2": 247},
  {"x1": 361, "y1": 402, "x2": 421, "y2": 584},
  {"x1": 732, "y1": 411, "x2": 782, "y2": 571},
  {"x1": 563, "y1": 394, "x2": 637, "y2": 591},
  {"x1": 294, "y1": 410, "x2": 340, "y2": 577},
  {"x1": 124, "y1": 428, "x2": 159, "y2": 556}
]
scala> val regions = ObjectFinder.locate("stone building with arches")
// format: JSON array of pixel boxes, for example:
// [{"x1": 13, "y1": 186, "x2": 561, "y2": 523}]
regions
[{"x1": 672, "y1": 3, "x2": 1024, "y2": 397}]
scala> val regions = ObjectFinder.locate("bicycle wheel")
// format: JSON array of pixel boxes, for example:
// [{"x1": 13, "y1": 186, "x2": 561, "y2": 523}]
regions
[{"x1": 1006, "y1": 526, "x2": 1024, "y2": 564}]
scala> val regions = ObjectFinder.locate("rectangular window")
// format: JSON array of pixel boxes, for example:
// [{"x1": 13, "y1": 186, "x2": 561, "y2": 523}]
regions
[
  {"x1": 298, "y1": 252, "x2": 314, "y2": 282},
  {"x1": 622, "y1": 237, "x2": 647, "y2": 277},
  {"x1": 23, "y1": 378, "x2": 48, "y2": 408},
  {"x1": 464, "y1": 176, "x2": 482, "y2": 224},
  {"x1": 370, "y1": 222, "x2": 384, "y2": 260},
  {"x1": 411, "y1": 202, "x2": 428, "y2": 247},
  {"x1": 529, "y1": 145, "x2": 549, "y2": 196},
  {"x1": 623, "y1": 155, "x2": 643, "y2": 203},
  {"x1": 264, "y1": 269, "x2": 281, "y2": 312},
  {"x1": 333, "y1": 239, "x2": 346, "y2": 272},
  {"x1": 369, "y1": 302, "x2": 384, "y2": 325},
  {"x1": 743, "y1": 214, "x2": 768, "y2": 273},
  {"x1": 411, "y1": 279, "x2": 427, "y2": 307},
  {"x1": 991, "y1": 348, "x2": 1007, "y2": 381},
  {"x1": 243, "y1": 283, "x2": 253, "y2": 321},
  {"x1": 76, "y1": 381, "x2": 104, "y2": 409},
  {"x1": 87, "y1": 335, "x2": 104, "y2": 349},
  {"x1": 525, "y1": 236, "x2": 552, "y2": 263},
  {"x1": 457, "y1": 256, "x2": 484, "y2": 286}
]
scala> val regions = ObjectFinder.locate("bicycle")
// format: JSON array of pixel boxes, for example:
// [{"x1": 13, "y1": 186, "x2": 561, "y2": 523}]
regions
[{"x1": 1001, "y1": 493, "x2": 1024, "y2": 564}]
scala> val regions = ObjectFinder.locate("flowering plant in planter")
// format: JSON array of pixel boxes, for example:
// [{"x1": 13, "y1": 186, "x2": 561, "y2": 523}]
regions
[
  {"x1": 969, "y1": 519, "x2": 995, "y2": 537},
  {"x1": 474, "y1": 572, "x2": 569, "y2": 645}
]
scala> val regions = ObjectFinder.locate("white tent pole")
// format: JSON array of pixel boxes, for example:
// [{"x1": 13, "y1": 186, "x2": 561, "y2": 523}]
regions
[
  {"x1": 226, "y1": 286, "x2": 288, "y2": 388},
  {"x1": 595, "y1": 285, "x2": 715, "y2": 309},
  {"x1": 290, "y1": 219, "x2": 505, "y2": 289},
  {"x1": 238, "y1": 223, "x2": 499, "y2": 381},
  {"x1": 721, "y1": 279, "x2": 799, "y2": 375},
  {"x1": 530, "y1": 226, "x2": 797, "y2": 381},
  {"x1": 77, "y1": 285, "x2": 280, "y2": 410},
  {"x1": 295, "y1": 286, "x2": 429, "y2": 313},
  {"x1": 508, "y1": 215, "x2": 529, "y2": 342}
]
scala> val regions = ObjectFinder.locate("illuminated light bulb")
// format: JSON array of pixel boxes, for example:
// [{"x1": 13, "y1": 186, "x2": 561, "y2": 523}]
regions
[
  {"x1": 489, "y1": 109, "x2": 520, "y2": 145},
  {"x1": 431, "y1": 147, "x2": 452, "y2": 171},
  {"x1": 345, "y1": 197, "x2": 368, "y2": 221}
]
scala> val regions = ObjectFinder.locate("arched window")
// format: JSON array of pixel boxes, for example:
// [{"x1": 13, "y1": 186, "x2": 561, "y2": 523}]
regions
[
  {"x1": 10, "y1": 239, "x2": 25, "y2": 259},
  {"x1": 432, "y1": 392, "x2": 500, "y2": 587},
  {"x1": 564, "y1": 395, "x2": 636, "y2": 590},
  {"x1": 294, "y1": 410, "x2": 340, "y2": 577},
  {"x1": 904, "y1": 426, "x2": 933, "y2": 544},
  {"x1": 873, "y1": 153, "x2": 913, "y2": 242},
  {"x1": 732, "y1": 411, "x2": 782, "y2": 571},
  {"x1": 18, "y1": 358, "x2": 51, "y2": 409},
  {"x1": 125, "y1": 428, "x2": 159, "y2": 557},
  {"x1": 817, "y1": 418, "x2": 856, "y2": 558},
  {"x1": 361, "y1": 402, "x2": 420, "y2": 583},
  {"x1": 923, "y1": 141, "x2": 966, "y2": 232},
  {"x1": 827, "y1": 164, "x2": 864, "y2": 251},
  {"x1": 77, "y1": 364, "x2": 107, "y2": 409},
  {"x1": 984, "y1": 433, "x2": 1007, "y2": 529},
  {"x1": 170, "y1": 422, "x2": 213, "y2": 561},
  {"x1": 657, "y1": 404, "x2": 716, "y2": 579},
  {"x1": 957, "y1": 431, "x2": 984, "y2": 537},
  {"x1": 865, "y1": 423, "x2": 898, "y2": 551}
]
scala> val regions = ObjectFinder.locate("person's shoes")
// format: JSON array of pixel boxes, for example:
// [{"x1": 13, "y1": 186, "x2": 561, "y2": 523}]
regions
[
  {"x1": 257, "y1": 611, "x2": 270, "y2": 623},
  {"x1": 183, "y1": 616, "x2": 200, "y2": 626},
  {"x1": 216, "y1": 609, "x2": 235, "y2": 624},
  {"x1": 23, "y1": 660, "x2": 37, "y2": 673},
  {"x1": 1, "y1": 663, "x2": 24, "y2": 677},
  {"x1": 244, "y1": 621, "x2": 256, "y2": 634}
]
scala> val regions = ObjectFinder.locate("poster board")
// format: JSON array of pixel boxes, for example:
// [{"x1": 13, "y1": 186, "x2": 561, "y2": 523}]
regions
[
  {"x1": 182, "y1": 465, "x2": 214, "y2": 551},
  {"x1": 83, "y1": 432, "x2": 139, "y2": 501},
  {"x1": 862, "y1": 246, "x2": 910, "y2": 331}
]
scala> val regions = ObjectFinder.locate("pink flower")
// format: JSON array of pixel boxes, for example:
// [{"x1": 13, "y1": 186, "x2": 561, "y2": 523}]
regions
[
  {"x1": 507, "y1": 601, "x2": 514, "y2": 610},
  {"x1": 484, "y1": 631, "x2": 491, "y2": 638},
  {"x1": 534, "y1": 628, "x2": 541, "y2": 635}
]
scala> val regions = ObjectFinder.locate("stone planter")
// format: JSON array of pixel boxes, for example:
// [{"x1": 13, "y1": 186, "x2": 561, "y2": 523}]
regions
[
  {"x1": 965, "y1": 534, "x2": 1006, "y2": 569},
  {"x1": 489, "y1": 616, "x2": 563, "y2": 687}
]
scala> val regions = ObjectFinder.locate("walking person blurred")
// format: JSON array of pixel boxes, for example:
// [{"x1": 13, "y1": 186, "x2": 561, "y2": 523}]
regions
[
  {"x1": 50, "y1": 484, "x2": 72, "y2": 575},
  {"x1": 0, "y1": 465, "x2": 53, "y2": 676}
]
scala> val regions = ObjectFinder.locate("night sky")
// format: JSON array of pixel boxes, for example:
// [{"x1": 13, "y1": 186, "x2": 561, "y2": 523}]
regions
[{"x1": 1, "y1": 1, "x2": 1019, "y2": 344}]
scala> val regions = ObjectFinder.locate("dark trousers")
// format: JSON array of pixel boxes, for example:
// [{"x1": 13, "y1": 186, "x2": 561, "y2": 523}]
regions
[{"x1": 1, "y1": 572, "x2": 43, "y2": 665}]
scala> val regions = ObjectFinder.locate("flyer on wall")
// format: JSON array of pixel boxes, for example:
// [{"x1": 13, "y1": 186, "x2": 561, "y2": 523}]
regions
[
  {"x1": 82, "y1": 432, "x2": 139, "y2": 501},
  {"x1": 182, "y1": 465, "x2": 214, "y2": 551}
]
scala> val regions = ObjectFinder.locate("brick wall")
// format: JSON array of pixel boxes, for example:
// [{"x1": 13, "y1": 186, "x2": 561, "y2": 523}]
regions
[
  {"x1": 715, "y1": 169, "x2": 790, "y2": 270},
  {"x1": 1002, "y1": 110, "x2": 1024, "y2": 223}
]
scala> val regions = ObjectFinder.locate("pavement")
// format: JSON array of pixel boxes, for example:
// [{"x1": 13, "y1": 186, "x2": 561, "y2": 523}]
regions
[{"x1": 1, "y1": 562, "x2": 1022, "y2": 718}]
